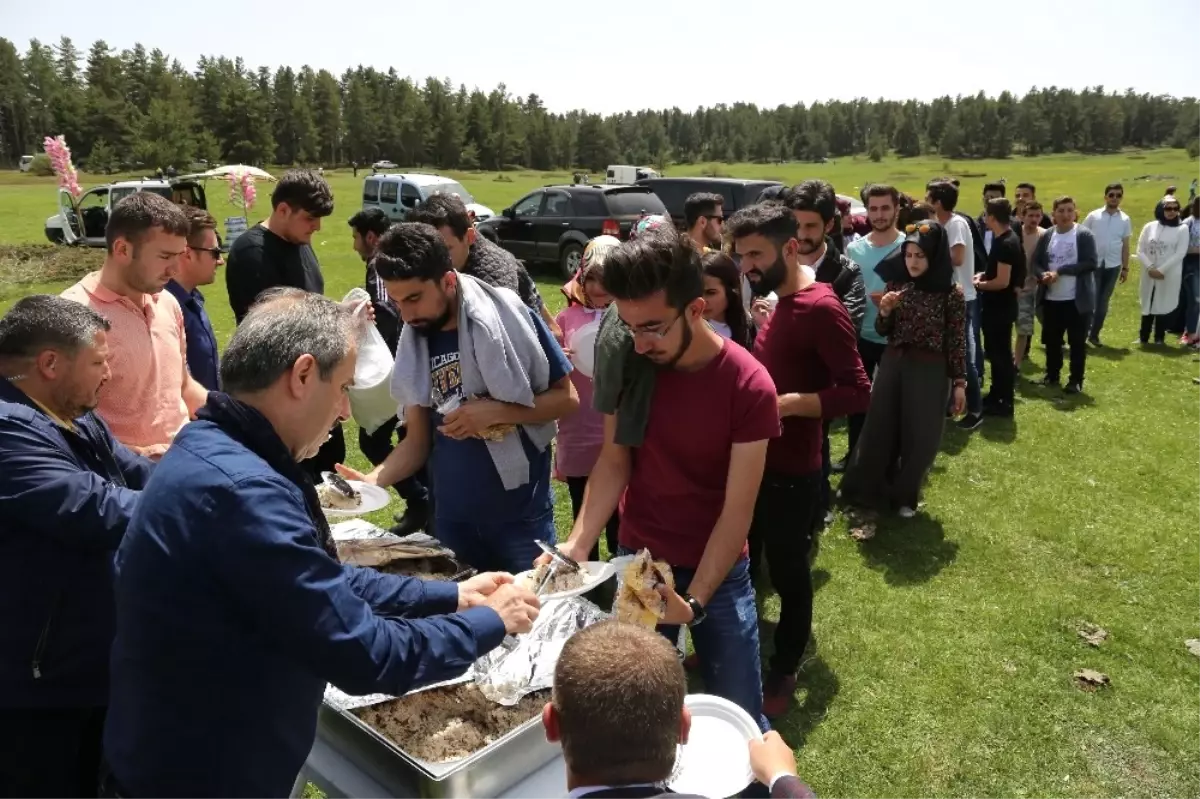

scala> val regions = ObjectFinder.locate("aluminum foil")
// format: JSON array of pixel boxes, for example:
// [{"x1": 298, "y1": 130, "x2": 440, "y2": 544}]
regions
[{"x1": 473, "y1": 596, "x2": 610, "y2": 706}]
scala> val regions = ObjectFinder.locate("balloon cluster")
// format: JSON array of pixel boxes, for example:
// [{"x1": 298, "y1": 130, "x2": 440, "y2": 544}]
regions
[
  {"x1": 227, "y1": 171, "x2": 257, "y2": 212},
  {"x1": 43, "y1": 135, "x2": 81, "y2": 198}
]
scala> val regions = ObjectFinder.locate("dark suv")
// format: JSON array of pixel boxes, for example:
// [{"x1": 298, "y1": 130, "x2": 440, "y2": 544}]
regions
[
  {"x1": 635, "y1": 177, "x2": 783, "y2": 229},
  {"x1": 476, "y1": 184, "x2": 667, "y2": 278}
]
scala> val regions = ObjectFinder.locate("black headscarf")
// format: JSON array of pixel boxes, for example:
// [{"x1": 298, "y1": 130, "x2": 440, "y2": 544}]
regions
[
  {"x1": 196, "y1": 392, "x2": 340, "y2": 560},
  {"x1": 1155, "y1": 195, "x2": 1182, "y2": 227},
  {"x1": 875, "y1": 221, "x2": 955, "y2": 293}
]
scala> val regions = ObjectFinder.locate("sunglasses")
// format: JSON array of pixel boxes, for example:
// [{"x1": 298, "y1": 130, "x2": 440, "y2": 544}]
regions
[
  {"x1": 191, "y1": 245, "x2": 223, "y2": 258},
  {"x1": 1164, "y1": 206, "x2": 1181, "y2": 213},
  {"x1": 1106, "y1": 192, "x2": 1123, "y2": 199},
  {"x1": 905, "y1": 222, "x2": 933, "y2": 234}
]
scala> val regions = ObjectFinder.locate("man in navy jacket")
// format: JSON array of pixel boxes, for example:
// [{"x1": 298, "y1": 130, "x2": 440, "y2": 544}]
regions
[
  {"x1": 0, "y1": 295, "x2": 154, "y2": 797},
  {"x1": 103, "y1": 288, "x2": 540, "y2": 798}
]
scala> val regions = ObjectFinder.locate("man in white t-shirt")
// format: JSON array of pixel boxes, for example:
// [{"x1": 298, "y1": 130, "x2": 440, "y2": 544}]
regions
[
  {"x1": 1081, "y1": 182, "x2": 1132, "y2": 347},
  {"x1": 1030, "y1": 196, "x2": 1098, "y2": 394},
  {"x1": 926, "y1": 179, "x2": 983, "y2": 429}
]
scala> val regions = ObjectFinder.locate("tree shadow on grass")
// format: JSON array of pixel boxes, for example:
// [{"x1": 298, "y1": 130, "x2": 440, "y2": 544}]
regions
[{"x1": 855, "y1": 513, "x2": 958, "y2": 586}]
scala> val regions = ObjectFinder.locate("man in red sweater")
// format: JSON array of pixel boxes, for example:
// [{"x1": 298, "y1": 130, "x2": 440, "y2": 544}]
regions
[{"x1": 730, "y1": 202, "x2": 871, "y2": 718}]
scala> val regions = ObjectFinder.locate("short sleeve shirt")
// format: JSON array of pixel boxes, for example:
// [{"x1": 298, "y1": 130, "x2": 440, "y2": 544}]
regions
[
  {"x1": 981, "y1": 230, "x2": 1022, "y2": 314},
  {"x1": 943, "y1": 215, "x2": 977, "y2": 302},
  {"x1": 62, "y1": 272, "x2": 189, "y2": 449}
]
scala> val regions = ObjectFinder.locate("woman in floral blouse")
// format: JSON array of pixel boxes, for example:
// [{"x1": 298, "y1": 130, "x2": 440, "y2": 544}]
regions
[{"x1": 839, "y1": 221, "x2": 967, "y2": 518}]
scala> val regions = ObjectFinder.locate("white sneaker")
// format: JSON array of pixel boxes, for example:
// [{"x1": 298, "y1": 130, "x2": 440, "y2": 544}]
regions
[{"x1": 898, "y1": 506, "x2": 916, "y2": 519}]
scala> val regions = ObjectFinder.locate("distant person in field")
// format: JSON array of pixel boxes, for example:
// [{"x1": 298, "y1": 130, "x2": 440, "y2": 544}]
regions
[
  {"x1": 1014, "y1": 183, "x2": 1054, "y2": 230},
  {"x1": 977, "y1": 182, "x2": 1009, "y2": 250},
  {"x1": 224, "y1": 168, "x2": 345, "y2": 481},
  {"x1": 684, "y1": 192, "x2": 725, "y2": 252},
  {"x1": 1080, "y1": 183, "x2": 1132, "y2": 347},
  {"x1": 165, "y1": 208, "x2": 223, "y2": 392},
  {"x1": 1135, "y1": 195, "x2": 1190, "y2": 345},
  {"x1": 1183, "y1": 198, "x2": 1200, "y2": 349},
  {"x1": 1014, "y1": 202, "x2": 1045, "y2": 370},
  {"x1": 1029, "y1": 196, "x2": 1097, "y2": 393},
  {"x1": 975, "y1": 198, "x2": 1023, "y2": 418},
  {"x1": 61, "y1": 192, "x2": 206, "y2": 459}
]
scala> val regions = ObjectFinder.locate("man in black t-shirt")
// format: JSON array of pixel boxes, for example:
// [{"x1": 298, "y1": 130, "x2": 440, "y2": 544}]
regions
[
  {"x1": 225, "y1": 169, "x2": 344, "y2": 479},
  {"x1": 974, "y1": 197, "x2": 1024, "y2": 417}
]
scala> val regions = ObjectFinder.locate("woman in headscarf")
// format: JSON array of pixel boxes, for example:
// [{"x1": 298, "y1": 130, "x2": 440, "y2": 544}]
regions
[
  {"x1": 700, "y1": 250, "x2": 754, "y2": 349},
  {"x1": 839, "y1": 220, "x2": 967, "y2": 518},
  {"x1": 1136, "y1": 195, "x2": 1190, "y2": 345},
  {"x1": 555, "y1": 236, "x2": 622, "y2": 560}
]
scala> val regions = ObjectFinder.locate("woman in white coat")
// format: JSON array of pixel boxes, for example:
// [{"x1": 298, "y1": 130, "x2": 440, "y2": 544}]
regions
[{"x1": 1137, "y1": 195, "x2": 1190, "y2": 344}]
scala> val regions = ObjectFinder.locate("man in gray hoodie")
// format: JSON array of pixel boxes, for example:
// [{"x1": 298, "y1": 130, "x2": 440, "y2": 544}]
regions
[{"x1": 1030, "y1": 195, "x2": 1098, "y2": 394}]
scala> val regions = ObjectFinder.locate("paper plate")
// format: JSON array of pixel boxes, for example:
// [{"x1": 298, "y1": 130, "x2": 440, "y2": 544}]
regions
[
  {"x1": 568, "y1": 319, "x2": 600, "y2": 378},
  {"x1": 321, "y1": 480, "x2": 390, "y2": 517},
  {"x1": 513, "y1": 560, "x2": 616, "y2": 600},
  {"x1": 668, "y1": 694, "x2": 763, "y2": 798}
]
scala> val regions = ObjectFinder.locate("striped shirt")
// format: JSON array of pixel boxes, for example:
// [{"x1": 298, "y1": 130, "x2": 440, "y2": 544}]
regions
[{"x1": 62, "y1": 271, "x2": 189, "y2": 449}]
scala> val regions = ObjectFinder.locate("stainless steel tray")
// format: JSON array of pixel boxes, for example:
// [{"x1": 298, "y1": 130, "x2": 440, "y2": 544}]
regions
[{"x1": 322, "y1": 694, "x2": 560, "y2": 798}]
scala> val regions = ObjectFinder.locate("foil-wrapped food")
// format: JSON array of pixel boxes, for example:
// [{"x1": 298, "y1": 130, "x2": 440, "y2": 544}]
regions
[
  {"x1": 336, "y1": 535, "x2": 473, "y2": 581},
  {"x1": 614, "y1": 548, "x2": 674, "y2": 627},
  {"x1": 473, "y1": 596, "x2": 609, "y2": 706}
]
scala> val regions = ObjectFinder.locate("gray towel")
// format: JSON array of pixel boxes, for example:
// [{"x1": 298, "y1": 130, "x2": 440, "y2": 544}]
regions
[
  {"x1": 391, "y1": 272, "x2": 555, "y2": 490},
  {"x1": 592, "y1": 303, "x2": 656, "y2": 447}
]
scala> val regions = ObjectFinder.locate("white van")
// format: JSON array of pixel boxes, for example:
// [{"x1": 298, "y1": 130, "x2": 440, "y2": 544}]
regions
[
  {"x1": 605, "y1": 165, "x2": 660, "y2": 185},
  {"x1": 19, "y1": 155, "x2": 35, "y2": 173},
  {"x1": 361, "y1": 173, "x2": 495, "y2": 223}
]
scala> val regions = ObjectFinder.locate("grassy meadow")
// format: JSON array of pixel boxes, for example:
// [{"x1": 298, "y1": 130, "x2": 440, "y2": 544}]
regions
[{"x1": 1, "y1": 150, "x2": 1198, "y2": 798}]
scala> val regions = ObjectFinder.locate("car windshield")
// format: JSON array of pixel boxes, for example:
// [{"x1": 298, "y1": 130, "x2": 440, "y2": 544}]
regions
[
  {"x1": 421, "y1": 181, "x2": 475, "y2": 204},
  {"x1": 111, "y1": 186, "x2": 172, "y2": 206}
]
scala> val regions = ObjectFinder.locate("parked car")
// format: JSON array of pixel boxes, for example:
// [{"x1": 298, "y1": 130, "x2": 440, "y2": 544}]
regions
[
  {"x1": 606, "y1": 164, "x2": 660, "y2": 184},
  {"x1": 476, "y1": 184, "x2": 668, "y2": 278},
  {"x1": 362, "y1": 173, "x2": 495, "y2": 224},
  {"x1": 371, "y1": 160, "x2": 398, "y2": 171},
  {"x1": 19, "y1": 155, "x2": 35, "y2": 173},
  {"x1": 46, "y1": 178, "x2": 208, "y2": 247},
  {"x1": 636, "y1": 177, "x2": 783, "y2": 229}
]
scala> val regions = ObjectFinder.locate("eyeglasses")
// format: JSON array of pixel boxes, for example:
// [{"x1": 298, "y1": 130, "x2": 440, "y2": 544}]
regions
[
  {"x1": 628, "y1": 312, "x2": 683, "y2": 341},
  {"x1": 1106, "y1": 192, "x2": 1123, "y2": 199},
  {"x1": 190, "y1": 245, "x2": 223, "y2": 259},
  {"x1": 904, "y1": 222, "x2": 932, "y2": 234}
]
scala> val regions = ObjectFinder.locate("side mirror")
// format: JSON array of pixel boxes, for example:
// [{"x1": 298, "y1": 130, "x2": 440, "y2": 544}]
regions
[{"x1": 502, "y1": 207, "x2": 515, "y2": 219}]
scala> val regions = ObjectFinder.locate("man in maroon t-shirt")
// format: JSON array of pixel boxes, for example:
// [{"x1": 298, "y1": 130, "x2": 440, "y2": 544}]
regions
[
  {"x1": 551, "y1": 230, "x2": 781, "y2": 731},
  {"x1": 731, "y1": 202, "x2": 871, "y2": 718}
]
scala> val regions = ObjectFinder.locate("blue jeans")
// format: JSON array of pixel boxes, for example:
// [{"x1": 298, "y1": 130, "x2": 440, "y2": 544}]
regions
[
  {"x1": 620, "y1": 550, "x2": 768, "y2": 733},
  {"x1": 435, "y1": 509, "x2": 556, "y2": 574},
  {"x1": 1089, "y1": 267, "x2": 1122, "y2": 340},
  {"x1": 1182, "y1": 256, "x2": 1200, "y2": 336},
  {"x1": 965, "y1": 299, "x2": 982, "y2": 414}
]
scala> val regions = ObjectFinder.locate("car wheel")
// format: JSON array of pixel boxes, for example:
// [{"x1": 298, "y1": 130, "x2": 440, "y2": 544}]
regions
[
  {"x1": 560, "y1": 242, "x2": 584, "y2": 280},
  {"x1": 45, "y1": 227, "x2": 65, "y2": 244}
]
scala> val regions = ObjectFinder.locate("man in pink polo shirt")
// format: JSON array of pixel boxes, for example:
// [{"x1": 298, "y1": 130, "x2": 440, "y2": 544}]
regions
[{"x1": 62, "y1": 192, "x2": 208, "y2": 458}]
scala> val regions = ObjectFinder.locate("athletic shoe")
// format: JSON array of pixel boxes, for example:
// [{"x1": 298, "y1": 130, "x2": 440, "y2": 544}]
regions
[
  {"x1": 957, "y1": 413, "x2": 984, "y2": 431},
  {"x1": 898, "y1": 506, "x2": 916, "y2": 519},
  {"x1": 1064, "y1": 381, "x2": 1083, "y2": 395}
]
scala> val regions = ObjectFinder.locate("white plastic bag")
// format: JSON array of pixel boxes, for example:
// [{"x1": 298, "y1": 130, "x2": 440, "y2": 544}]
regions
[{"x1": 343, "y1": 288, "x2": 398, "y2": 435}]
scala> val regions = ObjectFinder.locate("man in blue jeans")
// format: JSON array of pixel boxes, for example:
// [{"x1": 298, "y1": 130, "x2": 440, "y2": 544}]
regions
[
  {"x1": 340, "y1": 223, "x2": 577, "y2": 574},
  {"x1": 546, "y1": 231, "x2": 780, "y2": 730}
]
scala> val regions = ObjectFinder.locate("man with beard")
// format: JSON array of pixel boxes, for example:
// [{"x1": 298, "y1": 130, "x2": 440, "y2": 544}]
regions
[
  {"x1": 338, "y1": 223, "x2": 577, "y2": 574},
  {"x1": 730, "y1": 204, "x2": 869, "y2": 718},
  {"x1": 779, "y1": 180, "x2": 866, "y2": 524},
  {"x1": 0, "y1": 296, "x2": 154, "y2": 798},
  {"x1": 62, "y1": 192, "x2": 206, "y2": 458},
  {"x1": 684, "y1": 192, "x2": 725, "y2": 251},
  {"x1": 545, "y1": 230, "x2": 780, "y2": 731},
  {"x1": 837, "y1": 184, "x2": 907, "y2": 470}
]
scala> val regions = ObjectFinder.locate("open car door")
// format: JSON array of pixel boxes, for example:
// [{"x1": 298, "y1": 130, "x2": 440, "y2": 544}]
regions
[{"x1": 57, "y1": 188, "x2": 82, "y2": 245}]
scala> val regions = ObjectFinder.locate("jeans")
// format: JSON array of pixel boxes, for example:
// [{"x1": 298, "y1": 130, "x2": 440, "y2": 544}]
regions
[
  {"x1": 565, "y1": 475, "x2": 620, "y2": 561},
  {"x1": 621, "y1": 549, "x2": 768, "y2": 733},
  {"x1": 1088, "y1": 266, "x2": 1122, "y2": 340},
  {"x1": 1182, "y1": 255, "x2": 1200, "y2": 336},
  {"x1": 981, "y1": 303, "x2": 1015, "y2": 406},
  {"x1": 357, "y1": 416, "x2": 429, "y2": 506},
  {"x1": 964, "y1": 300, "x2": 982, "y2": 414},
  {"x1": 1042, "y1": 300, "x2": 1088, "y2": 385},
  {"x1": 435, "y1": 509, "x2": 556, "y2": 574},
  {"x1": 747, "y1": 471, "x2": 821, "y2": 678},
  {"x1": 968, "y1": 297, "x2": 984, "y2": 383},
  {"x1": 0, "y1": 706, "x2": 106, "y2": 797},
  {"x1": 846, "y1": 338, "x2": 887, "y2": 459}
]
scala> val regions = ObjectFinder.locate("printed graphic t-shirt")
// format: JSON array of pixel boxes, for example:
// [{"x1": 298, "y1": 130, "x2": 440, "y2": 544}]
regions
[{"x1": 425, "y1": 308, "x2": 571, "y2": 523}]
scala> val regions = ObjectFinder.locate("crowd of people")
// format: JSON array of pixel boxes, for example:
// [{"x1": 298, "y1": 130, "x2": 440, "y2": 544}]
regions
[{"x1": 0, "y1": 166, "x2": 1189, "y2": 798}]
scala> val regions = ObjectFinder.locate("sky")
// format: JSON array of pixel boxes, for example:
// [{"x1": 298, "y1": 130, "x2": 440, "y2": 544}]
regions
[{"x1": 2, "y1": 0, "x2": 1196, "y2": 115}]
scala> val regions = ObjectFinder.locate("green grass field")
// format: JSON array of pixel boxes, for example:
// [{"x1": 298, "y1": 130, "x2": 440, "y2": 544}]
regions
[{"x1": 2, "y1": 151, "x2": 1198, "y2": 798}]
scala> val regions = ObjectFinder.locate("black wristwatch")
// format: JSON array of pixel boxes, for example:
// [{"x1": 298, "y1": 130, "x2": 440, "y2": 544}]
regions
[{"x1": 683, "y1": 593, "x2": 707, "y2": 627}]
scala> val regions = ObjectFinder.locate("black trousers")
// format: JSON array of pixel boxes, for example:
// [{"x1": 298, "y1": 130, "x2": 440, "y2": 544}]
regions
[
  {"x1": 846, "y1": 337, "x2": 887, "y2": 457},
  {"x1": 981, "y1": 302, "x2": 1015, "y2": 405},
  {"x1": 0, "y1": 706, "x2": 105, "y2": 798},
  {"x1": 1140, "y1": 314, "x2": 1169, "y2": 343},
  {"x1": 1041, "y1": 300, "x2": 1088, "y2": 385},
  {"x1": 357, "y1": 416, "x2": 429, "y2": 506},
  {"x1": 747, "y1": 470, "x2": 821, "y2": 677},
  {"x1": 299, "y1": 423, "x2": 346, "y2": 484},
  {"x1": 565, "y1": 475, "x2": 620, "y2": 561}
]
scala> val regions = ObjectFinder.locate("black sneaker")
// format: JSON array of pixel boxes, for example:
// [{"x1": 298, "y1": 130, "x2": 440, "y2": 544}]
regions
[
  {"x1": 957, "y1": 413, "x2": 984, "y2": 431},
  {"x1": 1088, "y1": 336, "x2": 1102, "y2": 347},
  {"x1": 982, "y1": 402, "x2": 1014, "y2": 418},
  {"x1": 1064, "y1": 381, "x2": 1083, "y2": 395},
  {"x1": 1038, "y1": 376, "x2": 1060, "y2": 388}
]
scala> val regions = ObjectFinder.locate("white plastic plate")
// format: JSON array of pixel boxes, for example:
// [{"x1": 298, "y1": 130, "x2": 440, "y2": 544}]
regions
[
  {"x1": 512, "y1": 560, "x2": 616, "y2": 600},
  {"x1": 322, "y1": 481, "x2": 390, "y2": 517},
  {"x1": 668, "y1": 693, "x2": 763, "y2": 798}
]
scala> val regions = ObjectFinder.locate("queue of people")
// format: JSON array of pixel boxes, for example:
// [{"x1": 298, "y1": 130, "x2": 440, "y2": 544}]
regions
[{"x1": 0, "y1": 164, "x2": 1178, "y2": 798}]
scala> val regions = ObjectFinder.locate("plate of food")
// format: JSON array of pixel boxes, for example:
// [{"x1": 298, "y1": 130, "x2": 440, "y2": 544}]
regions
[
  {"x1": 513, "y1": 560, "x2": 616, "y2": 600},
  {"x1": 668, "y1": 693, "x2": 762, "y2": 798},
  {"x1": 317, "y1": 471, "x2": 390, "y2": 517}
]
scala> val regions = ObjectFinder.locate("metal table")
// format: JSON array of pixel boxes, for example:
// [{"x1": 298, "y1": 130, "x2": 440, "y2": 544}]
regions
[{"x1": 298, "y1": 703, "x2": 567, "y2": 798}]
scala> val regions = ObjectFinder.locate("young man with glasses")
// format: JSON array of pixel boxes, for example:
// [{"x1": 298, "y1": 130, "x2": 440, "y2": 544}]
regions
[
  {"x1": 684, "y1": 192, "x2": 725, "y2": 252},
  {"x1": 166, "y1": 208, "x2": 223, "y2": 392},
  {"x1": 1081, "y1": 183, "x2": 1132, "y2": 347},
  {"x1": 550, "y1": 231, "x2": 780, "y2": 732}
]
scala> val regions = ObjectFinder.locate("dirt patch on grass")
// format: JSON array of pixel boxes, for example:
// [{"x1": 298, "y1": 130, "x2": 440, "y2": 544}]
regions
[
  {"x1": 1079, "y1": 735, "x2": 1188, "y2": 798},
  {"x1": 0, "y1": 245, "x2": 100, "y2": 292}
]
